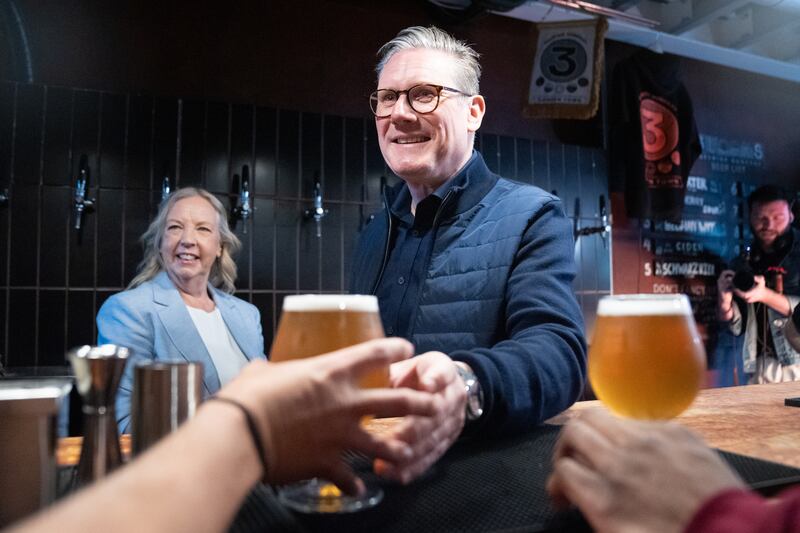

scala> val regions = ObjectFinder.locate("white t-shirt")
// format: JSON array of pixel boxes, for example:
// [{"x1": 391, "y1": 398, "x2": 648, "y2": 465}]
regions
[{"x1": 186, "y1": 306, "x2": 249, "y2": 386}]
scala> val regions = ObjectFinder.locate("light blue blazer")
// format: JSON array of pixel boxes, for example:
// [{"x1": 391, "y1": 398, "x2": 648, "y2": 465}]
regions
[{"x1": 97, "y1": 271, "x2": 265, "y2": 433}]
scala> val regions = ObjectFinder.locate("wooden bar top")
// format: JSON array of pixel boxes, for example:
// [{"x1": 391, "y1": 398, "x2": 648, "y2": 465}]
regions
[
  {"x1": 57, "y1": 435, "x2": 131, "y2": 467},
  {"x1": 550, "y1": 382, "x2": 800, "y2": 468},
  {"x1": 58, "y1": 384, "x2": 800, "y2": 470},
  {"x1": 57, "y1": 422, "x2": 396, "y2": 468}
]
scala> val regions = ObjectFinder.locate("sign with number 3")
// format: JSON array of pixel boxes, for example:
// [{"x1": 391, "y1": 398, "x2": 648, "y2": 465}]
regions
[{"x1": 525, "y1": 18, "x2": 608, "y2": 120}]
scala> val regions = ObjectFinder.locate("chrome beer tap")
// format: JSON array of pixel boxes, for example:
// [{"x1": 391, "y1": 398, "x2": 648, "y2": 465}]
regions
[
  {"x1": 161, "y1": 175, "x2": 171, "y2": 202},
  {"x1": 232, "y1": 165, "x2": 252, "y2": 234},
  {"x1": 304, "y1": 181, "x2": 328, "y2": 238},
  {"x1": 72, "y1": 155, "x2": 95, "y2": 231},
  {"x1": 599, "y1": 194, "x2": 611, "y2": 247},
  {"x1": 574, "y1": 195, "x2": 611, "y2": 247}
]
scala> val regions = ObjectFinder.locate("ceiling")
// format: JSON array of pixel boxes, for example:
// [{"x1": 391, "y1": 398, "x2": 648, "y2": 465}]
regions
[{"x1": 429, "y1": 0, "x2": 800, "y2": 82}]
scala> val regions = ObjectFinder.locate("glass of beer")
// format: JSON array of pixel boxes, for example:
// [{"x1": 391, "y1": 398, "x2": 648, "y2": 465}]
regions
[
  {"x1": 589, "y1": 294, "x2": 706, "y2": 420},
  {"x1": 269, "y1": 294, "x2": 387, "y2": 513}
]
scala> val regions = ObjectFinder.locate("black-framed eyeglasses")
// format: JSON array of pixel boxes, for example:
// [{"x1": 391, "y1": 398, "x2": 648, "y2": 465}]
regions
[{"x1": 369, "y1": 84, "x2": 470, "y2": 118}]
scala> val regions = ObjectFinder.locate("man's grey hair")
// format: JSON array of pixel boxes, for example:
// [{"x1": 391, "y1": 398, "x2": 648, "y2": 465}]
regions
[{"x1": 376, "y1": 26, "x2": 481, "y2": 95}]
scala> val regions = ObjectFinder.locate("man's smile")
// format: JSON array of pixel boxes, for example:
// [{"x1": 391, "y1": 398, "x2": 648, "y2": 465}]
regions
[{"x1": 394, "y1": 136, "x2": 430, "y2": 144}]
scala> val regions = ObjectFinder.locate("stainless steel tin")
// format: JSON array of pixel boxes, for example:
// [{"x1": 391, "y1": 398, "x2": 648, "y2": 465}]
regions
[
  {"x1": 131, "y1": 360, "x2": 203, "y2": 456},
  {"x1": 0, "y1": 379, "x2": 72, "y2": 527}
]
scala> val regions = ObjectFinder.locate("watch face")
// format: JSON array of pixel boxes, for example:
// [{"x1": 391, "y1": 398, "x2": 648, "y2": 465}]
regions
[
  {"x1": 467, "y1": 394, "x2": 482, "y2": 420},
  {"x1": 456, "y1": 363, "x2": 484, "y2": 421}
]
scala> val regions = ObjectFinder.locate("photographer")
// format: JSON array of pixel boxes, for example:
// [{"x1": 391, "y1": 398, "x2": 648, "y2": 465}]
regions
[{"x1": 717, "y1": 185, "x2": 800, "y2": 383}]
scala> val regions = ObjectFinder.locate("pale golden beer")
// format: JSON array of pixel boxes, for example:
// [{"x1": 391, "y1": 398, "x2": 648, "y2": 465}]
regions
[
  {"x1": 589, "y1": 294, "x2": 706, "y2": 419},
  {"x1": 270, "y1": 294, "x2": 388, "y2": 389},
  {"x1": 270, "y1": 294, "x2": 388, "y2": 513}
]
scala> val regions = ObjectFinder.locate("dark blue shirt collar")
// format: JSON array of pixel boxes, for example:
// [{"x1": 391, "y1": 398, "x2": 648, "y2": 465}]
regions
[{"x1": 388, "y1": 150, "x2": 480, "y2": 220}]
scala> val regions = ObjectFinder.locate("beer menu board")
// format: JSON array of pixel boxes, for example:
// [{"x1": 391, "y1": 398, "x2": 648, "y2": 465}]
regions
[
  {"x1": 639, "y1": 175, "x2": 739, "y2": 330},
  {"x1": 634, "y1": 134, "x2": 765, "y2": 338}
]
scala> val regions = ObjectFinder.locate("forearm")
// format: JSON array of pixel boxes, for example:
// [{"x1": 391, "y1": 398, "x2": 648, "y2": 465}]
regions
[
  {"x1": 718, "y1": 295, "x2": 734, "y2": 322},
  {"x1": 761, "y1": 288, "x2": 791, "y2": 316},
  {"x1": 11, "y1": 402, "x2": 262, "y2": 533},
  {"x1": 458, "y1": 203, "x2": 585, "y2": 433}
]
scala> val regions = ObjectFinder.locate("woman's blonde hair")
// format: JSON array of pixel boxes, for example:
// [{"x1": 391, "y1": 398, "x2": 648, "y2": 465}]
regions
[{"x1": 128, "y1": 187, "x2": 241, "y2": 294}]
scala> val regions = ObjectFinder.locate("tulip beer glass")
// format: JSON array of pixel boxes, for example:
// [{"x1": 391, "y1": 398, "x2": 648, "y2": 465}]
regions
[
  {"x1": 270, "y1": 294, "x2": 387, "y2": 513},
  {"x1": 589, "y1": 294, "x2": 706, "y2": 420}
]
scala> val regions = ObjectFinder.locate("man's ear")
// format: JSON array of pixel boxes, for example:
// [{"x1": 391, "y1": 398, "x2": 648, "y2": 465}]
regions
[{"x1": 466, "y1": 95, "x2": 486, "y2": 133}]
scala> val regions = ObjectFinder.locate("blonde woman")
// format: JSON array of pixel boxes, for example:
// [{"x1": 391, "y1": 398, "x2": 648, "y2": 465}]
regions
[{"x1": 97, "y1": 187, "x2": 264, "y2": 433}]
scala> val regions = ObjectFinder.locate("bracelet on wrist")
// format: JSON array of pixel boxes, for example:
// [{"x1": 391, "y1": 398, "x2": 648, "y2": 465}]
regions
[{"x1": 208, "y1": 396, "x2": 269, "y2": 480}]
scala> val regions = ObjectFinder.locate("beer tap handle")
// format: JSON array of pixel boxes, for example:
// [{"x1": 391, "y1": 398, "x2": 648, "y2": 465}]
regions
[
  {"x1": 573, "y1": 195, "x2": 611, "y2": 244},
  {"x1": 599, "y1": 195, "x2": 609, "y2": 230},
  {"x1": 238, "y1": 165, "x2": 251, "y2": 234},
  {"x1": 312, "y1": 182, "x2": 323, "y2": 212},
  {"x1": 161, "y1": 175, "x2": 171, "y2": 202},
  {"x1": 599, "y1": 194, "x2": 610, "y2": 248},
  {"x1": 73, "y1": 155, "x2": 95, "y2": 231},
  {"x1": 229, "y1": 166, "x2": 253, "y2": 234},
  {"x1": 304, "y1": 180, "x2": 328, "y2": 238}
]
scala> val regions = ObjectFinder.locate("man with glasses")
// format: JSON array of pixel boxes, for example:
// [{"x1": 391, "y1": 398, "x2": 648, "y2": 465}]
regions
[{"x1": 351, "y1": 26, "x2": 586, "y2": 484}]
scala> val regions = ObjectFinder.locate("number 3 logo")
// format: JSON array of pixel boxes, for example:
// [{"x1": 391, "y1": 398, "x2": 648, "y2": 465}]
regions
[
  {"x1": 639, "y1": 96, "x2": 679, "y2": 161},
  {"x1": 641, "y1": 108, "x2": 666, "y2": 154},
  {"x1": 541, "y1": 38, "x2": 587, "y2": 83},
  {"x1": 548, "y1": 45, "x2": 577, "y2": 77}
]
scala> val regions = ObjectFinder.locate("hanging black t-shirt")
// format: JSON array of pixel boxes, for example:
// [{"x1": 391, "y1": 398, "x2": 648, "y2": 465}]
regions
[{"x1": 609, "y1": 50, "x2": 703, "y2": 223}]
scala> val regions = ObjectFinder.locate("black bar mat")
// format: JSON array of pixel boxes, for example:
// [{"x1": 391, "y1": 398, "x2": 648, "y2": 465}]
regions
[
  {"x1": 718, "y1": 450, "x2": 800, "y2": 496},
  {"x1": 228, "y1": 424, "x2": 800, "y2": 533},
  {"x1": 51, "y1": 422, "x2": 800, "y2": 533}
]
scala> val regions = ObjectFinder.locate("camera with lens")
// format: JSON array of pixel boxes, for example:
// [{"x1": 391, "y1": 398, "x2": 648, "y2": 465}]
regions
[
  {"x1": 731, "y1": 245, "x2": 761, "y2": 292},
  {"x1": 732, "y1": 266, "x2": 757, "y2": 292}
]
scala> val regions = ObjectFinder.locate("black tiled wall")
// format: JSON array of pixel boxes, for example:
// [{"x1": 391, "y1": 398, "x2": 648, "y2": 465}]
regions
[{"x1": 0, "y1": 81, "x2": 610, "y2": 368}]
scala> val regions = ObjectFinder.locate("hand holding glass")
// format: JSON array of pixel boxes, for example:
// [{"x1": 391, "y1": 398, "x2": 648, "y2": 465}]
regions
[{"x1": 269, "y1": 294, "x2": 386, "y2": 513}]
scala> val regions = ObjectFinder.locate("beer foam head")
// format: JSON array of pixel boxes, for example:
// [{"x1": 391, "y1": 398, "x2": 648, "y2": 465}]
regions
[
  {"x1": 282, "y1": 294, "x2": 379, "y2": 313},
  {"x1": 597, "y1": 294, "x2": 692, "y2": 316}
]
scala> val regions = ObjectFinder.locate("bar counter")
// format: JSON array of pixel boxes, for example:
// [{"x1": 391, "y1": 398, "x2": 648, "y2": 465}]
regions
[
  {"x1": 54, "y1": 382, "x2": 800, "y2": 532},
  {"x1": 549, "y1": 381, "x2": 800, "y2": 468},
  {"x1": 59, "y1": 382, "x2": 800, "y2": 468}
]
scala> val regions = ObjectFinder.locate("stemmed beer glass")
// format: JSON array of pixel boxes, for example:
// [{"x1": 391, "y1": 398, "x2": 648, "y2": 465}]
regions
[
  {"x1": 588, "y1": 294, "x2": 706, "y2": 419},
  {"x1": 269, "y1": 294, "x2": 387, "y2": 513}
]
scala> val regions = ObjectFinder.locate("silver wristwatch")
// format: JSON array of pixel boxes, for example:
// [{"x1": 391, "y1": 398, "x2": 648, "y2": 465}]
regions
[{"x1": 455, "y1": 362, "x2": 484, "y2": 422}]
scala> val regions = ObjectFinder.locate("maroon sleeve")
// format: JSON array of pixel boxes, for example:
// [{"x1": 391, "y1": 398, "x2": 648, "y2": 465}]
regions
[{"x1": 685, "y1": 486, "x2": 800, "y2": 533}]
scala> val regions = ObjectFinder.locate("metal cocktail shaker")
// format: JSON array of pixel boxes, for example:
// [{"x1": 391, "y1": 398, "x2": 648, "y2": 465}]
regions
[
  {"x1": 131, "y1": 361, "x2": 203, "y2": 456},
  {"x1": 68, "y1": 344, "x2": 129, "y2": 486},
  {"x1": 0, "y1": 379, "x2": 72, "y2": 527}
]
